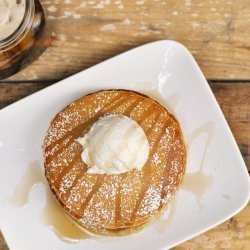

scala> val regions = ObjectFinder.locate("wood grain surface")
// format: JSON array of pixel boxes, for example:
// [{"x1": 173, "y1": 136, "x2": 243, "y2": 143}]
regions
[
  {"x1": 0, "y1": 0, "x2": 250, "y2": 249},
  {"x1": 6, "y1": 0, "x2": 250, "y2": 81}
]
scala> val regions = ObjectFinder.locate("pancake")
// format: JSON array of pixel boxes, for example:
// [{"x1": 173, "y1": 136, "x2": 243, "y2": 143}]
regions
[{"x1": 43, "y1": 90, "x2": 186, "y2": 235}]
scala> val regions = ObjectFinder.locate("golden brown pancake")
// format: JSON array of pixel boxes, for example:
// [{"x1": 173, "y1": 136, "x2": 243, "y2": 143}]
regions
[{"x1": 43, "y1": 90, "x2": 186, "y2": 235}]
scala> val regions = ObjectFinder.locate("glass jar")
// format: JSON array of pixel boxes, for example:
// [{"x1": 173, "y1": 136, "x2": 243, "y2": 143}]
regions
[{"x1": 0, "y1": 0, "x2": 50, "y2": 80}]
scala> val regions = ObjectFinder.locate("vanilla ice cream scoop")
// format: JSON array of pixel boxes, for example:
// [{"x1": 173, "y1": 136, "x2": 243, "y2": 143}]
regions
[{"x1": 77, "y1": 114, "x2": 149, "y2": 174}]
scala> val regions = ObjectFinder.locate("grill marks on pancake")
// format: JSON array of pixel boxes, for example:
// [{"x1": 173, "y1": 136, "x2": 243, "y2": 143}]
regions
[
  {"x1": 114, "y1": 107, "x2": 161, "y2": 225},
  {"x1": 114, "y1": 174, "x2": 125, "y2": 224},
  {"x1": 79, "y1": 174, "x2": 107, "y2": 213},
  {"x1": 46, "y1": 96, "x2": 142, "y2": 165},
  {"x1": 46, "y1": 95, "x2": 139, "y2": 186},
  {"x1": 46, "y1": 95, "x2": 131, "y2": 202},
  {"x1": 130, "y1": 117, "x2": 170, "y2": 220},
  {"x1": 80, "y1": 99, "x2": 154, "y2": 219},
  {"x1": 160, "y1": 128, "x2": 177, "y2": 202},
  {"x1": 159, "y1": 148, "x2": 174, "y2": 207},
  {"x1": 62, "y1": 97, "x2": 145, "y2": 212},
  {"x1": 44, "y1": 91, "x2": 186, "y2": 232},
  {"x1": 159, "y1": 127, "x2": 185, "y2": 207},
  {"x1": 45, "y1": 95, "x2": 127, "y2": 160},
  {"x1": 46, "y1": 121, "x2": 91, "y2": 164},
  {"x1": 54, "y1": 151, "x2": 84, "y2": 184},
  {"x1": 59, "y1": 157, "x2": 86, "y2": 192}
]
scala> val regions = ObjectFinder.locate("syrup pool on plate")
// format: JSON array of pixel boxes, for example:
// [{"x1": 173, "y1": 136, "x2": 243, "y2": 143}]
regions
[
  {"x1": 41, "y1": 187, "x2": 90, "y2": 243},
  {"x1": 8, "y1": 160, "x2": 90, "y2": 243},
  {"x1": 182, "y1": 122, "x2": 215, "y2": 210}
]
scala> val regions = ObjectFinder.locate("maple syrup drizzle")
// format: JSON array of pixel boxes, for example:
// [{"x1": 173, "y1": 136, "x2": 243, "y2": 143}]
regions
[
  {"x1": 8, "y1": 160, "x2": 90, "y2": 243},
  {"x1": 182, "y1": 122, "x2": 215, "y2": 211}
]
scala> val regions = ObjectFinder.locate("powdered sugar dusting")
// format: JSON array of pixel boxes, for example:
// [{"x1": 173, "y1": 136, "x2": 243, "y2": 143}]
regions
[
  {"x1": 137, "y1": 185, "x2": 162, "y2": 216},
  {"x1": 153, "y1": 153, "x2": 161, "y2": 165},
  {"x1": 44, "y1": 90, "x2": 186, "y2": 232}
]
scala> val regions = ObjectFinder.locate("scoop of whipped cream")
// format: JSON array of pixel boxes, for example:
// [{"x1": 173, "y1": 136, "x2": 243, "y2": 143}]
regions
[
  {"x1": 77, "y1": 114, "x2": 149, "y2": 174},
  {"x1": 0, "y1": 0, "x2": 26, "y2": 41}
]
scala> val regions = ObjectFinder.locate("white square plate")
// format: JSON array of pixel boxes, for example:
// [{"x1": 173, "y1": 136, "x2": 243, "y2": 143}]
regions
[{"x1": 0, "y1": 40, "x2": 249, "y2": 250}]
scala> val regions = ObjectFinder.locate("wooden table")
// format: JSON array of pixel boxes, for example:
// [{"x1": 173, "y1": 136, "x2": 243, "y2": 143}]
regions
[{"x1": 0, "y1": 0, "x2": 249, "y2": 249}]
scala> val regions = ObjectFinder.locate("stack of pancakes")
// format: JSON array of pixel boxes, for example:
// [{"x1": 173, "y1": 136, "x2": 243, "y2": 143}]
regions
[{"x1": 43, "y1": 90, "x2": 186, "y2": 235}]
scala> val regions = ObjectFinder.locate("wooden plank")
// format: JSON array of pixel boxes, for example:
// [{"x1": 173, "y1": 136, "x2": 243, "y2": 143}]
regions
[
  {"x1": 3, "y1": 0, "x2": 250, "y2": 81},
  {"x1": 0, "y1": 82, "x2": 51, "y2": 109},
  {"x1": 0, "y1": 81, "x2": 249, "y2": 169},
  {"x1": 210, "y1": 83, "x2": 250, "y2": 169}
]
